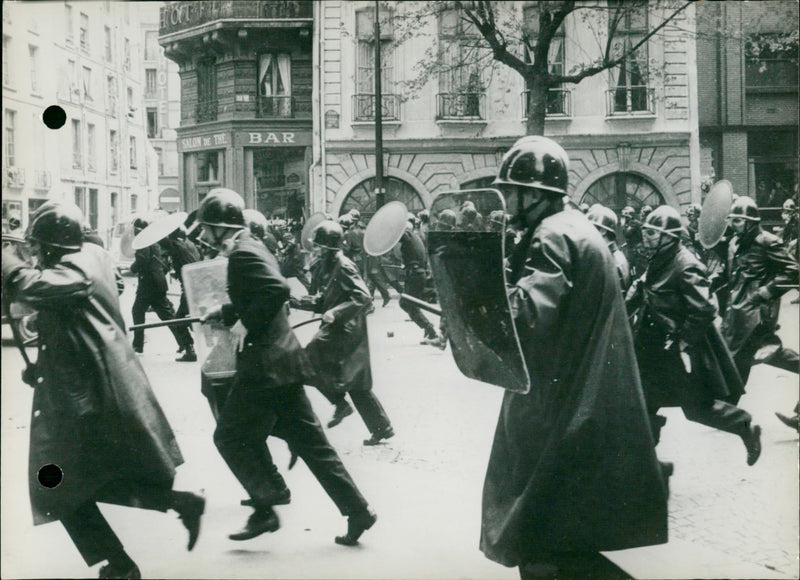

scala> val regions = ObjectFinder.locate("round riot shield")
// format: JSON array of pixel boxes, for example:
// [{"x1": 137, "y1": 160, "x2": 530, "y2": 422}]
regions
[
  {"x1": 301, "y1": 212, "x2": 328, "y2": 252},
  {"x1": 699, "y1": 180, "x2": 733, "y2": 249},
  {"x1": 363, "y1": 201, "x2": 408, "y2": 256},
  {"x1": 131, "y1": 211, "x2": 188, "y2": 250}
]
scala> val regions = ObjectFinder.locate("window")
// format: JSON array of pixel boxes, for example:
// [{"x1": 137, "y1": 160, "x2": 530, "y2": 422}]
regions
[
  {"x1": 340, "y1": 176, "x2": 425, "y2": 217},
  {"x1": 196, "y1": 59, "x2": 217, "y2": 122},
  {"x1": 82, "y1": 66, "x2": 92, "y2": 101},
  {"x1": 5, "y1": 110, "x2": 16, "y2": 167},
  {"x1": 197, "y1": 151, "x2": 220, "y2": 183},
  {"x1": 127, "y1": 86, "x2": 134, "y2": 114},
  {"x1": 104, "y1": 25, "x2": 113, "y2": 62},
  {"x1": 607, "y1": 1, "x2": 652, "y2": 115},
  {"x1": 580, "y1": 172, "x2": 664, "y2": 215},
  {"x1": 258, "y1": 53, "x2": 292, "y2": 117},
  {"x1": 88, "y1": 189, "x2": 98, "y2": 229},
  {"x1": 145, "y1": 68, "x2": 157, "y2": 98},
  {"x1": 144, "y1": 31, "x2": 159, "y2": 61},
  {"x1": 745, "y1": 34, "x2": 799, "y2": 89},
  {"x1": 130, "y1": 194, "x2": 138, "y2": 213},
  {"x1": 109, "y1": 130, "x2": 118, "y2": 172},
  {"x1": 65, "y1": 4, "x2": 73, "y2": 43},
  {"x1": 146, "y1": 107, "x2": 158, "y2": 138},
  {"x1": 124, "y1": 38, "x2": 130, "y2": 70},
  {"x1": 29, "y1": 45, "x2": 38, "y2": 93},
  {"x1": 521, "y1": 5, "x2": 569, "y2": 116},
  {"x1": 110, "y1": 192, "x2": 119, "y2": 227},
  {"x1": 129, "y1": 136, "x2": 137, "y2": 169},
  {"x1": 87, "y1": 124, "x2": 96, "y2": 170},
  {"x1": 74, "y1": 187, "x2": 86, "y2": 216},
  {"x1": 3, "y1": 36, "x2": 10, "y2": 86},
  {"x1": 79, "y1": 12, "x2": 89, "y2": 51},
  {"x1": 155, "y1": 147, "x2": 163, "y2": 175},
  {"x1": 72, "y1": 119, "x2": 82, "y2": 168},
  {"x1": 107, "y1": 75, "x2": 117, "y2": 113},
  {"x1": 438, "y1": 6, "x2": 484, "y2": 119},
  {"x1": 353, "y1": 7, "x2": 397, "y2": 121}
]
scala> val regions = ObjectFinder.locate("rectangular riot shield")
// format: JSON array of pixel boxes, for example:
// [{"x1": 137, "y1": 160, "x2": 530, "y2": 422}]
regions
[
  {"x1": 427, "y1": 189, "x2": 530, "y2": 393},
  {"x1": 182, "y1": 258, "x2": 237, "y2": 420}
]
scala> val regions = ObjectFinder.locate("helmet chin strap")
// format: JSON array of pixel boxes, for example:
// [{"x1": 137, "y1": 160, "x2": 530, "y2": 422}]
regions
[
  {"x1": 515, "y1": 192, "x2": 562, "y2": 231},
  {"x1": 644, "y1": 233, "x2": 678, "y2": 260}
]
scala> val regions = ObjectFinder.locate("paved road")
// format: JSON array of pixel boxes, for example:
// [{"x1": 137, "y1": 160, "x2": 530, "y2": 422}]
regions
[{"x1": 2, "y1": 276, "x2": 797, "y2": 579}]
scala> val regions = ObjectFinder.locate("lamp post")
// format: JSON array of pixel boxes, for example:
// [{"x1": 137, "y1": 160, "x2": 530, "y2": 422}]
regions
[{"x1": 373, "y1": 0, "x2": 385, "y2": 210}]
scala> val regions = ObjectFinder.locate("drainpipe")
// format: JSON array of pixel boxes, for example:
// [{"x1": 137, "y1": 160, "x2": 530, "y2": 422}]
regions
[{"x1": 309, "y1": 0, "x2": 327, "y2": 215}]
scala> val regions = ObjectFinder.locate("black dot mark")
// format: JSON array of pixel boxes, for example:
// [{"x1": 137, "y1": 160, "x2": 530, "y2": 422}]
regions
[
  {"x1": 38, "y1": 464, "x2": 63, "y2": 488},
  {"x1": 42, "y1": 106, "x2": 67, "y2": 130}
]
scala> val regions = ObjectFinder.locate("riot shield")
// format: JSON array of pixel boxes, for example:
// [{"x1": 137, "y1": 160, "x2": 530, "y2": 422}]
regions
[
  {"x1": 182, "y1": 258, "x2": 237, "y2": 420},
  {"x1": 428, "y1": 189, "x2": 530, "y2": 393}
]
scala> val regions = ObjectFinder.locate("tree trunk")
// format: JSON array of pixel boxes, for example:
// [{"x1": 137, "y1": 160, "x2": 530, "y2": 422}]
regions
[{"x1": 525, "y1": 76, "x2": 548, "y2": 136}]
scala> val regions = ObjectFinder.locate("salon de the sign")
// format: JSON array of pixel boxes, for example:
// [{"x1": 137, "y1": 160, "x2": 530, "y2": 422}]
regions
[{"x1": 180, "y1": 133, "x2": 229, "y2": 151}]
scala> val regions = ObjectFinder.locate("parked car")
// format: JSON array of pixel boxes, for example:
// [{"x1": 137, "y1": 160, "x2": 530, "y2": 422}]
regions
[{"x1": 1, "y1": 235, "x2": 38, "y2": 347}]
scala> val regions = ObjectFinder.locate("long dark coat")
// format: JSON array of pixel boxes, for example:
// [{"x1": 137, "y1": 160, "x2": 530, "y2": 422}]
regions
[
  {"x1": 626, "y1": 244, "x2": 744, "y2": 409},
  {"x1": 480, "y1": 210, "x2": 667, "y2": 567},
  {"x1": 221, "y1": 231, "x2": 315, "y2": 388},
  {"x1": 130, "y1": 243, "x2": 169, "y2": 297},
  {"x1": 2, "y1": 243, "x2": 183, "y2": 525},
  {"x1": 720, "y1": 227, "x2": 799, "y2": 378},
  {"x1": 296, "y1": 251, "x2": 373, "y2": 393}
]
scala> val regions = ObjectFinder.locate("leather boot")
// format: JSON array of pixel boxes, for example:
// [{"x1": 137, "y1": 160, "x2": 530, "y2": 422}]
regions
[
  {"x1": 742, "y1": 423, "x2": 762, "y2": 466},
  {"x1": 335, "y1": 507, "x2": 377, "y2": 546},
  {"x1": 176, "y1": 344, "x2": 197, "y2": 362},
  {"x1": 228, "y1": 507, "x2": 280, "y2": 541}
]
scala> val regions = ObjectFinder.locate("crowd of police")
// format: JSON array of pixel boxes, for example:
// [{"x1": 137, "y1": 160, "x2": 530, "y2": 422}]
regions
[{"x1": 2, "y1": 135, "x2": 798, "y2": 580}]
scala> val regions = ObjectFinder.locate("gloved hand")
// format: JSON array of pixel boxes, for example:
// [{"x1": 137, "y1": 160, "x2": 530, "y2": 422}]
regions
[{"x1": 21, "y1": 364, "x2": 38, "y2": 387}]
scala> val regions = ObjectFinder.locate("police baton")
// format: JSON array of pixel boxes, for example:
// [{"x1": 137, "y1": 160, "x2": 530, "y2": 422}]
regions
[
  {"x1": 128, "y1": 315, "x2": 324, "y2": 332},
  {"x1": 399, "y1": 293, "x2": 442, "y2": 317}
]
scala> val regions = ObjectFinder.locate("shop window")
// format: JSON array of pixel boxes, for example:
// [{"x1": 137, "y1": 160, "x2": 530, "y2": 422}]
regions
[
  {"x1": 253, "y1": 149, "x2": 305, "y2": 219},
  {"x1": 197, "y1": 151, "x2": 220, "y2": 183},
  {"x1": 748, "y1": 131, "x2": 798, "y2": 208}
]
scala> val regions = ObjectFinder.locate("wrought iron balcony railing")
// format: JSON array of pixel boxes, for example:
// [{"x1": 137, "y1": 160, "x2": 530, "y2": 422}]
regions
[
  {"x1": 6, "y1": 167, "x2": 25, "y2": 188},
  {"x1": 352, "y1": 94, "x2": 400, "y2": 122},
  {"x1": 196, "y1": 99, "x2": 218, "y2": 122},
  {"x1": 33, "y1": 170, "x2": 51, "y2": 190},
  {"x1": 257, "y1": 96, "x2": 293, "y2": 118},
  {"x1": 436, "y1": 92, "x2": 486, "y2": 120},
  {"x1": 521, "y1": 88, "x2": 573, "y2": 118},
  {"x1": 605, "y1": 86, "x2": 655, "y2": 116}
]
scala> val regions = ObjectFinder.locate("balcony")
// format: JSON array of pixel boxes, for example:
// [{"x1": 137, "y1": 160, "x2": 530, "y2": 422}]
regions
[
  {"x1": 6, "y1": 167, "x2": 25, "y2": 188},
  {"x1": 522, "y1": 88, "x2": 572, "y2": 119},
  {"x1": 257, "y1": 96, "x2": 293, "y2": 118},
  {"x1": 436, "y1": 92, "x2": 485, "y2": 121},
  {"x1": 196, "y1": 99, "x2": 218, "y2": 123},
  {"x1": 352, "y1": 94, "x2": 400, "y2": 122},
  {"x1": 605, "y1": 86, "x2": 655, "y2": 117},
  {"x1": 33, "y1": 170, "x2": 51, "y2": 190}
]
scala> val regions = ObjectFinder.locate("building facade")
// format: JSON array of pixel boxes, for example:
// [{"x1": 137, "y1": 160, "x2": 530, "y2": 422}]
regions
[
  {"x1": 2, "y1": 1, "x2": 159, "y2": 245},
  {"x1": 159, "y1": 0, "x2": 313, "y2": 220},
  {"x1": 315, "y1": 1, "x2": 701, "y2": 220},
  {"x1": 696, "y1": 1, "x2": 798, "y2": 217}
]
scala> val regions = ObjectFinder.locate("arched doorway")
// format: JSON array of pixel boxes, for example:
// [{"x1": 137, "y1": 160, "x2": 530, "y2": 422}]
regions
[
  {"x1": 340, "y1": 176, "x2": 425, "y2": 219},
  {"x1": 580, "y1": 172, "x2": 664, "y2": 214}
]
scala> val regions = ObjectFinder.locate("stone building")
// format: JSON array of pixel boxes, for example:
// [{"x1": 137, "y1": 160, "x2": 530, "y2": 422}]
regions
[
  {"x1": 315, "y1": 1, "x2": 701, "y2": 219},
  {"x1": 2, "y1": 1, "x2": 158, "y2": 245},
  {"x1": 159, "y1": 0, "x2": 313, "y2": 220},
  {"x1": 696, "y1": 1, "x2": 798, "y2": 217}
]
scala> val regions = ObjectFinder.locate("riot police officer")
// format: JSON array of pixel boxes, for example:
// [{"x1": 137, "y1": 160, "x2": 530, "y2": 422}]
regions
[
  {"x1": 586, "y1": 204, "x2": 631, "y2": 292},
  {"x1": 198, "y1": 189, "x2": 377, "y2": 546}
]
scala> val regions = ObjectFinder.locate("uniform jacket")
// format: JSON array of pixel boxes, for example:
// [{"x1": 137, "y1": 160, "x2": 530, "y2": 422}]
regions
[
  {"x1": 480, "y1": 210, "x2": 667, "y2": 567},
  {"x1": 2, "y1": 243, "x2": 183, "y2": 525},
  {"x1": 130, "y1": 243, "x2": 169, "y2": 296},
  {"x1": 720, "y1": 227, "x2": 799, "y2": 358},
  {"x1": 399, "y1": 230, "x2": 427, "y2": 273},
  {"x1": 220, "y1": 230, "x2": 315, "y2": 387},
  {"x1": 161, "y1": 237, "x2": 200, "y2": 289},
  {"x1": 343, "y1": 224, "x2": 365, "y2": 263},
  {"x1": 610, "y1": 241, "x2": 631, "y2": 292},
  {"x1": 626, "y1": 243, "x2": 744, "y2": 408},
  {"x1": 295, "y1": 251, "x2": 373, "y2": 393},
  {"x1": 279, "y1": 239, "x2": 306, "y2": 278}
]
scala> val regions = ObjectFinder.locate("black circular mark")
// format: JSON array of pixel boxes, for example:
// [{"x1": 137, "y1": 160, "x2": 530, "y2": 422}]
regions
[
  {"x1": 42, "y1": 106, "x2": 67, "y2": 130},
  {"x1": 37, "y1": 464, "x2": 63, "y2": 488}
]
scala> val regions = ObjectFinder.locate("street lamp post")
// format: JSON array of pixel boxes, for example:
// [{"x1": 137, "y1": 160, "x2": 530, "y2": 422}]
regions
[{"x1": 374, "y1": 0, "x2": 385, "y2": 210}]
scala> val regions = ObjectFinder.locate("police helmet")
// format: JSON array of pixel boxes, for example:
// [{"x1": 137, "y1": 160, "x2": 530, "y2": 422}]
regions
[
  {"x1": 313, "y1": 220, "x2": 344, "y2": 251},
  {"x1": 418, "y1": 209, "x2": 430, "y2": 224},
  {"x1": 621, "y1": 206, "x2": 636, "y2": 219},
  {"x1": 199, "y1": 188, "x2": 245, "y2": 228},
  {"x1": 27, "y1": 201, "x2": 84, "y2": 250},
  {"x1": 728, "y1": 196, "x2": 760, "y2": 222},
  {"x1": 436, "y1": 209, "x2": 457, "y2": 230},
  {"x1": 685, "y1": 203, "x2": 702, "y2": 219},
  {"x1": 493, "y1": 136, "x2": 569, "y2": 195},
  {"x1": 348, "y1": 208, "x2": 361, "y2": 221},
  {"x1": 133, "y1": 216, "x2": 150, "y2": 232},
  {"x1": 586, "y1": 204, "x2": 619, "y2": 237},
  {"x1": 642, "y1": 205, "x2": 684, "y2": 239},
  {"x1": 640, "y1": 205, "x2": 654, "y2": 220},
  {"x1": 782, "y1": 198, "x2": 797, "y2": 213},
  {"x1": 338, "y1": 214, "x2": 354, "y2": 229},
  {"x1": 243, "y1": 209, "x2": 268, "y2": 239}
]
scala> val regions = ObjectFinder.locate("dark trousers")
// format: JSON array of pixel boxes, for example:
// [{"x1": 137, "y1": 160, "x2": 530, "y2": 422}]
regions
[
  {"x1": 321, "y1": 389, "x2": 392, "y2": 435},
  {"x1": 648, "y1": 399, "x2": 752, "y2": 445},
  {"x1": 214, "y1": 381, "x2": 369, "y2": 516},
  {"x1": 364, "y1": 256, "x2": 392, "y2": 301},
  {"x1": 131, "y1": 289, "x2": 191, "y2": 350},
  {"x1": 175, "y1": 291, "x2": 194, "y2": 347},
  {"x1": 399, "y1": 269, "x2": 437, "y2": 337},
  {"x1": 60, "y1": 481, "x2": 177, "y2": 566}
]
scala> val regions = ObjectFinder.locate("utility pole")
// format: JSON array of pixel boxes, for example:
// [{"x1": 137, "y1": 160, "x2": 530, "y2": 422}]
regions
[{"x1": 373, "y1": 0, "x2": 385, "y2": 209}]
